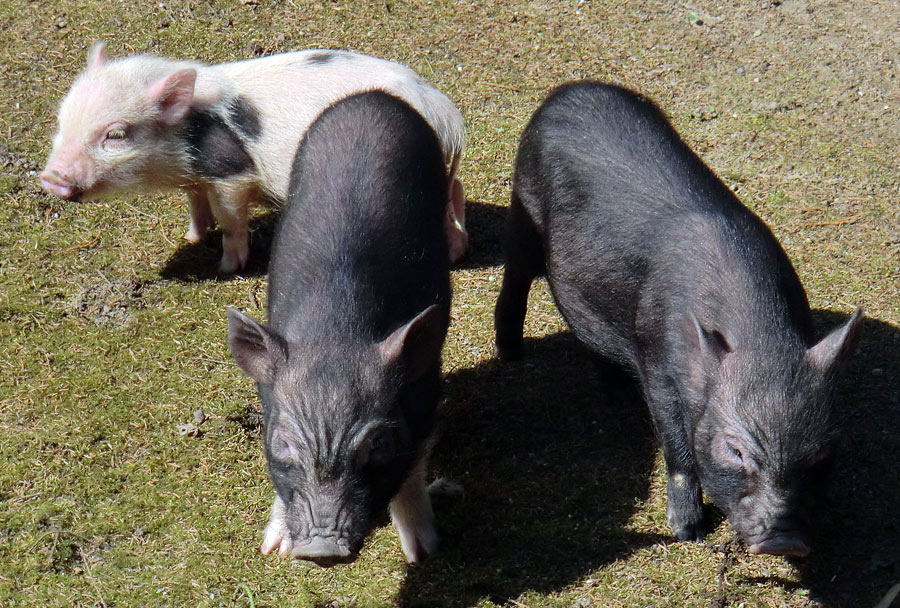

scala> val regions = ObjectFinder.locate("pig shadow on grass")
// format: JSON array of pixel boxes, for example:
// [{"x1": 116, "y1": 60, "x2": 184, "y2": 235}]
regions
[
  {"x1": 397, "y1": 331, "x2": 665, "y2": 608},
  {"x1": 456, "y1": 199, "x2": 507, "y2": 270},
  {"x1": 159, "y1": 198, "x2": 505, "y2": 281},
  {"x1": 796, "y1": 312, "x2": 900, "y2": 608},
  {"x1": 159, "y1": 210, "x2": 279, "y2": 281}
]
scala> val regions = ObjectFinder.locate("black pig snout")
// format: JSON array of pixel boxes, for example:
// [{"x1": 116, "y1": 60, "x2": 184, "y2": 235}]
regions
[{"x1": 290, "y1": 533, "x2": 356, "y2": 566}]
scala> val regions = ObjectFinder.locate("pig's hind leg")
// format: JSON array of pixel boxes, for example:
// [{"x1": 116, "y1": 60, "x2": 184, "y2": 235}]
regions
[
  {"x1": 184, "y1": 186, "x2": 215, "y2": 243},
  {"x1": 494, "y1": 191, "x2": 546, "y2": 361},
  {"x1": 389, "y1": 454, "x2": 438, "y2": 563},
  {"x1": 445, "y1": 174, "x2": 468, "y2": 264},
  {"x1": 208, "y1": 182, "x2": 252, "y2": 274}
]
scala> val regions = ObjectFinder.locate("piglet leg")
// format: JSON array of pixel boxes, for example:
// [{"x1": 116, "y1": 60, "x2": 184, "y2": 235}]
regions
[
  {"x1": 389, "y1": 454, "x2": 438, "y2": 563},
  {"x1": 208, "y1": 183, "x2": 251, "y2": 274},
  {"x1": 445, "y1": 156, "x2": 468, "y2": 265},
  {"x1": 494, "y1": 192, "x2": 546, "y2": 361},
  {"x1": 261, "y1": 494, "x2": 294, "y2": 557},
  {"x1": 184, "y1": 186, "x2": 214, "y2": 243},
  {"x1": 646, "y1": 390, "x2": 705, "y2": 541}
]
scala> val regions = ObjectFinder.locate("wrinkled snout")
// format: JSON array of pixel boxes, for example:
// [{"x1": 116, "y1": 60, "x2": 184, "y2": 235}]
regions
[
  {"x1": 743, "y1": 518, "x2": 811, "y2": 558},
  {"x1": 290, "y1": 534, "x2": 355, "y2": 567},
  {"x1": 260, "y1": 495, "x2": 361, "y2": 567},
  {"x1": 39, "y1": 167, "x2": 80, "y2": 201},
  {"x1": 262, "y1": 522, "x2": 358, "y2": 567}
]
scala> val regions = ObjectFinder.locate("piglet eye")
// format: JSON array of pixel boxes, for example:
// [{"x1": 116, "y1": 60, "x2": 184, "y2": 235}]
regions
[
  {"x1": 809, "y1": 448, "x2": 833, "y2": 466},
  {"x1": 370, "y1": 433, "x2": 386, "y2": 452},
  {"x1": 726, "y1": 443, "x2": 743, "y2": 464},
  {"x1": 107, "y1": 128, "x2": 126, "y2": 140},
  {"x1": 356, "y1": 429, "x2": 393, "y2": 468}
]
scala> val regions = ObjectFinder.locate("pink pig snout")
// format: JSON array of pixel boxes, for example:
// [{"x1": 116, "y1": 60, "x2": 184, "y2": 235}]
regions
[{"x1": 40, "y1": 167, "x2": 80, "y2": 201}]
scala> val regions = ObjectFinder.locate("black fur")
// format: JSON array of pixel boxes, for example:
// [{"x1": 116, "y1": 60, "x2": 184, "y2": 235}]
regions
[
  {"x1": 495, "y1": 81, "x2": 861, "y2": 555},
  {"x1": 183, "y1": 109, "x2": 253, "y2": 178},
  {"x1": 230, "y1": 91, "x2": 450, "y2": 563},
  {"x1": 227, "y1": 95, "x2": 262, "y2": 140},
  {"x1": 306, "y1": 51, "x2": 341, "y2": 65}
]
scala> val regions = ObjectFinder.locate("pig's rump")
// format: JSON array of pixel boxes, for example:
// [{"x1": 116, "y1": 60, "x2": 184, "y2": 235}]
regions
[{"x1": 216, "y1": 50, "x2": 464, "y2": 201}]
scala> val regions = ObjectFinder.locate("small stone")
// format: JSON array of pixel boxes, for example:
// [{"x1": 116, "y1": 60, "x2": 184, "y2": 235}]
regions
[
  {"x1": 193, "y1": 408, "x2": 207, "y2": 424},
  {"x1": 178, "y1": 422, "x2": 200, "y2": 437}
]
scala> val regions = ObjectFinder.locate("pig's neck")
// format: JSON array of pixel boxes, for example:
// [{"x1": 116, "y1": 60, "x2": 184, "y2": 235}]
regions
[{"x1": 190, "y1": 67, "x2": 233, "y2": 109}]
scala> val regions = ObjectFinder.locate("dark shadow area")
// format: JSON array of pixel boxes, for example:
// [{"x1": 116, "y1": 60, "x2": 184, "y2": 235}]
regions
[
  {"x1": 159, "y1": 210, "x2": 279, "y2": 281},
  {"x1": 456, "y1": 199, "x2": 507, "y2": 270},
  {"x1": 796, "y1": 311, "x2": 900, "y2": 608},
  {"x1": 397, "y1": 331, "x2": 665, "y2": 607},
  {"x1": 159, "y1": 198, "x2": 505, "y2": 281}
]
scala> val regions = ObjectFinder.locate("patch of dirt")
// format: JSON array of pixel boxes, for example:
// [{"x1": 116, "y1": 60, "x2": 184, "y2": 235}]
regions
[
  {"x1": 72, "y1": 278, "x2": 147, "y2": 327},
  {"x1": 708, "y1": 536, "x2": 741, "y2": 608},
  {"x1": 226, "y1": 405, "x2": 263, "y2": 435}
]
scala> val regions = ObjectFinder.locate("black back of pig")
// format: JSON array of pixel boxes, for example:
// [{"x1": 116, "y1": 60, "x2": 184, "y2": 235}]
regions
[
  {"x1": 228, "y1": 90, "x2": 450, "y2": 566},
  {"x1": 495, "y1": 81, "x2": 863, "y2": 557}
]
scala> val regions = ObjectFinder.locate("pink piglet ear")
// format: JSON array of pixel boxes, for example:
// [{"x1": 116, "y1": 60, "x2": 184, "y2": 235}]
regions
[
  {"x1": 87, "y1": 41, "x2": 109, "y2": 70},
  {"x1": 147, "y1": 68, "x2": 197, "y2": 126}
]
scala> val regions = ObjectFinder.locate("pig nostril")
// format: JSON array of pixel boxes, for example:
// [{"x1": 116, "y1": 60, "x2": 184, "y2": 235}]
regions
[{"x1": 42, "y1": 168, "x2": 66, "y2": 183}]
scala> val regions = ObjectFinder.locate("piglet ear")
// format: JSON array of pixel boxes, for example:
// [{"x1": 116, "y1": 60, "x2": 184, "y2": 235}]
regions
[
  {"x1": 86, "y1": 41, "x2": 108, "y2": 71},
  {"x1": 227, "y1": 308, "x2": 287, "y2": 386},
  {"x1": 147, "y1": 68, "x2": 196, "y2": 126},
  {"x1": 807, "y1": 307, "x2": 864, "y2": 372},
  {"x1": 378, "y1": 305, "x2": 447, "y2": 381},
  {"x1": 684, "y1": 310, "x2": 732, "y2": 392},
  {"x1": 687, "y1": 311, "x2": 732, "y2": 364}
]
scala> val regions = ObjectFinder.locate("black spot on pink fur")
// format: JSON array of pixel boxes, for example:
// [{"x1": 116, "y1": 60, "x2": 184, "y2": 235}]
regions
[
  {"x1": 228, "y1": 96, "x2": 261, "y2": 140},
  {"x1": 307, "y1": 51, "x2": 342, "y2": 65},
  {"x1": 183, "y1": 110, "x2": 254, "y2": 178}
]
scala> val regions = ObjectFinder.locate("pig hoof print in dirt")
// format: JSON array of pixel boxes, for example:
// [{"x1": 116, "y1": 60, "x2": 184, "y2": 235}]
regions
[
  {"x1": 494, "y1": 81, "x2": 864, "y2": 558},
  {"x1": 228, "y1": 90, "x2": 451, "y2": 566},
  {"x1": 41, "y1": 42, "x2": 469, "y2": 274}
]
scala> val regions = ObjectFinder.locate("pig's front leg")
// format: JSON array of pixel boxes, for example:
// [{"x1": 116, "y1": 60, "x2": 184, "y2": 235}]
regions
[
  {"x1": 647, "y1": 394, "x2": 704, "y2": 541},
  {"x1": 445, "y1": 176, "x2": 468, "y2": 265},
  {"x1": 389, "y1": 455, "x2": 438, "y2": 563},
  {"x1": 207, "y1": 183, "x2": 251, "y2": 274},
  {"x1": 184, "y1": 186, "x2": 214, "y2": 243},
  {"x1": 260, "y1": 493, "x2": 294, "y2": 557}
]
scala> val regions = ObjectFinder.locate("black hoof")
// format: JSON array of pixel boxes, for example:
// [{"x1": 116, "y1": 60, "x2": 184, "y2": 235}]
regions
[{"x1": 674, "y1": 523, "x2": 705, "y2": 542}]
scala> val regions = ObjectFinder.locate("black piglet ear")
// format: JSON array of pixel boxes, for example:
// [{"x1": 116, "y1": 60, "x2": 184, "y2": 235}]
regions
[
  {"x1": 683, "y1": 310, "x2": 733, "y2": 394},
  {"x1": 807, "y1": 307, "x2": 864, "y2": 373},
  {"x1": 227, "y1": 307, "x2": 287, "y2": 386},
  {"x1": 377, "y1": 304, "x2": 446, "y2": 381},
  {"x1": 687, "y1": 310, "x2": 732, "y2": 364}
]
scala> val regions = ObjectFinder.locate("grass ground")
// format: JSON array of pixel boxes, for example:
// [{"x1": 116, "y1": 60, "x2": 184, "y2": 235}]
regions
[{"x1": 1, "y1": 1, "x2": 898, "y2": 607}]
